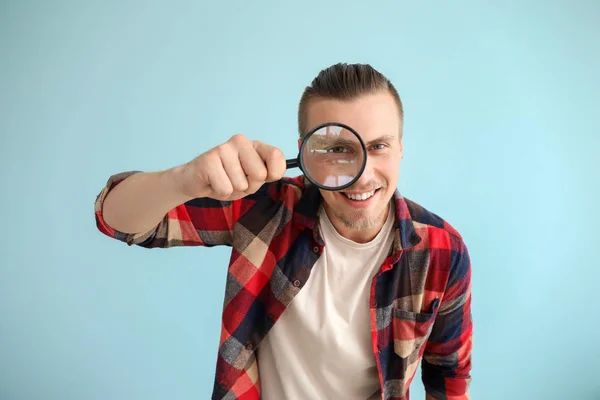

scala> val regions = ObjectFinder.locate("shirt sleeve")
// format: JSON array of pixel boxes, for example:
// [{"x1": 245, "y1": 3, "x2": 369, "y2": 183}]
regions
[
  {"x1": 422, "y1": 235, "x2": 473, "y2": 399},
  {"x1": 94, "y1": 171, "x2": 249, "y2": 248}
]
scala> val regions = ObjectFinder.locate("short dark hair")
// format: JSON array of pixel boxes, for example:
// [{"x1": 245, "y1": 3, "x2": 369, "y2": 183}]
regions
[{"x1": 297, "y1": 63, "x2": 404, "y2": 137}]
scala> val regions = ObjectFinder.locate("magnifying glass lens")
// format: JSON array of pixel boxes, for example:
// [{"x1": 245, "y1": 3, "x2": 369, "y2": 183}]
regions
[{"x1": 301, "y1": 124, "x2": 365, "y2": 190}]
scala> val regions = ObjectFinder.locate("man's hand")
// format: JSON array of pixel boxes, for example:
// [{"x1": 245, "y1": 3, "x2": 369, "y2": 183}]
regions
[{"x1": 175, "y1": 134, "x2": 287, "y2": 201}]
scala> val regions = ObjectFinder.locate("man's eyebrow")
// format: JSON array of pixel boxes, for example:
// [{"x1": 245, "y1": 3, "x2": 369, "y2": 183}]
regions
[
  {"x1": 309, "y1": 137, "x2": 357, "y2": 147},
  {"x1": 364, "y1": 134, "x2": 397, "y2": 147},
  {"x1": 308, "y1": 134, "x2": 398, "y2": 148}
]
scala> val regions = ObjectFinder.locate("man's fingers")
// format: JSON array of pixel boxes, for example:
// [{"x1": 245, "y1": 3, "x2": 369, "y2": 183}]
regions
[
  {"x1": 200, "y1": 136, "x2": 287, "y2": 201},
  {"x1": 253, "y1": 141, "x2": 287, "y2": 182},
  {"x1": 207, "y1": 159, "x2": 234, "y2": 198},
  {"x1": 219, "y1": 143, "x2": 249, "y2": 192},
  {"x1": 239, "y1": 142, "x2": 268, "y2": 183}
]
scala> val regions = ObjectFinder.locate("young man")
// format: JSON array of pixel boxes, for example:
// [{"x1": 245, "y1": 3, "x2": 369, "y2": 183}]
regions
[{"x1": 94, "y1": 63, "x2": 472, "y2": 400}]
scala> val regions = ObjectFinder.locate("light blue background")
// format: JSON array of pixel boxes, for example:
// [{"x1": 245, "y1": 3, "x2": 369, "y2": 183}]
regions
[{"x1": 1, "y1": 1, "x2": 599, "y2": 399}]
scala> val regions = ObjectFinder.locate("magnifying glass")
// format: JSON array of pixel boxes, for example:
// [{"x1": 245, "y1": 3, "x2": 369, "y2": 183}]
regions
[{"x1": 286, "y1": 122, "x2": 367, "y2": 191}]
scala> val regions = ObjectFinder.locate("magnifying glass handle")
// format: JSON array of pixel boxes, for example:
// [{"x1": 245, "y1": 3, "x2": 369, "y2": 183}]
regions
[{"x1": 286, "y1": 159, "x2": 299, "y2": 169}]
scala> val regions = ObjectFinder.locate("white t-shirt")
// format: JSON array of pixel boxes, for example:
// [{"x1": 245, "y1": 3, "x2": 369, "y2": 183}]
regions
[{"x1": 257, "y1": 205, "x2": 395, "y2": 399}]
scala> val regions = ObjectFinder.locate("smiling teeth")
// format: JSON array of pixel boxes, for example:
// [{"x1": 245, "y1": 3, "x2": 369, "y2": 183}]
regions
[{"x1": 344, "y1": 190, "x2": 375, "y2": 201}]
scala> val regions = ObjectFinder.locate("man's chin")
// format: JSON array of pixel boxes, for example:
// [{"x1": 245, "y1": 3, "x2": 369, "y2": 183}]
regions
[{"x1": 333, "y1": 209, "x2": 385, "y2": 231}]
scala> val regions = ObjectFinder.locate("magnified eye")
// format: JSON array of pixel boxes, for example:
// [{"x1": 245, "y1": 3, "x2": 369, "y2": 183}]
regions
[
  {"x1": 327, "y1": 146, "x2": 351, "y2": 153},
  {"x1": 300, "y1": 122, "x2": 366, "y2": 190}
]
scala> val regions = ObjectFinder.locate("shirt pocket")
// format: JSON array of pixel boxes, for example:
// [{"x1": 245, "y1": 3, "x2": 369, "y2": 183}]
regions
[{"x1": 391, "y1": 298, "x2": 440, "y2": 359}]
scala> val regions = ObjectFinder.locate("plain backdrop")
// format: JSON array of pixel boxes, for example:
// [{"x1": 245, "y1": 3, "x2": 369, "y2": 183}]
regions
[{"x1": 1, "y1": 1, "x2": 599, "y2": 399}]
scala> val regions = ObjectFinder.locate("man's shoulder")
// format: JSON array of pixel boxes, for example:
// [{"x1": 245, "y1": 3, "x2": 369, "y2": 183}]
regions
[
  {"x1": 249, "y1": 175, "x2": 308, "y2": 203},
  {"x1": 237, "y1": 175, "x2": 316, "y2": 220},
  {"x1": 400, "y1": 196, "x2": 470, "y2": 283},
  {"x1": 230, "y1": 175, "x2": 318, "y2": 242},
  {"x1": 401, "y1": 196, "x2": 465, "y2": 244}
]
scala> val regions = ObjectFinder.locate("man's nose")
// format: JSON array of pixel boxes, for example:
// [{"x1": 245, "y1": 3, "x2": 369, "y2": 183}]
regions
[{"x1": 355, "y1": 157, "x2": 375, "y2": 185}]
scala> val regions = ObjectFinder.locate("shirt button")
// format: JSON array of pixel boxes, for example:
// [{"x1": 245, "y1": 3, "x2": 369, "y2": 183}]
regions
[
  {"x1": 313, "y1": 246, "x2": 319, "y2": 253},
  {"x1": 245, "y1": 343, "x2": 253, "y2": 351},
  {"x1": 293, "y1": 280, "x2": 301, "y2": 287}
]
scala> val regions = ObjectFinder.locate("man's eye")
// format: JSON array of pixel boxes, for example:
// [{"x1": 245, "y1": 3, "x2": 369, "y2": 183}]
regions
[{"x1": 327, "y1": 146, "x2": 350, "y2": 153}]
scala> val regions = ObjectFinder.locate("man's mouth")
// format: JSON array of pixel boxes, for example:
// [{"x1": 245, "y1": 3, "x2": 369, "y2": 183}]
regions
[{"x1": 341, "y1": 189, "x2": 380, "y2": 201}]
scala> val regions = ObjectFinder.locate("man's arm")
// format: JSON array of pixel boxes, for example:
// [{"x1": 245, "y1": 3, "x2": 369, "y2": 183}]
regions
[
  {"x1": 95, "y1": 169, "x2": 242, "y2": 248},
  {"x1": 94, "y1": 134, "x2": 287, "y2": 248},
  {"x1": 422, "y1": 236, "x2": 473, "y2": 399}
]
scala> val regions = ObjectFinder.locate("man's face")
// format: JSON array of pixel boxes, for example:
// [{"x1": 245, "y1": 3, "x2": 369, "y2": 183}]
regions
[{"x1": 300, "y1": 91, "x2": 403, "y2": 242}]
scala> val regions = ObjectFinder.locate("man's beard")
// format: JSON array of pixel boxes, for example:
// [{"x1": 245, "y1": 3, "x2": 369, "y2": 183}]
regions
[
  {"x1": 325, "y1": 180, "x2": 391, "y2": 232},
  {"x1": 332, "y1": 199, "x2": 390, "y2": 231}
]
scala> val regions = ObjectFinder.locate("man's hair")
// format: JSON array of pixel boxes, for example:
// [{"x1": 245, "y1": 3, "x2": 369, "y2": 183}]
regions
[{"x1": 297, "y1": 63, "x2": 404, "y2": 138}]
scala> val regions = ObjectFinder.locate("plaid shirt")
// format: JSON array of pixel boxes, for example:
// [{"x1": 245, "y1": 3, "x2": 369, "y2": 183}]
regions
[{"x1": 94, "y1": 171, "x2": 473, "y2": 400}]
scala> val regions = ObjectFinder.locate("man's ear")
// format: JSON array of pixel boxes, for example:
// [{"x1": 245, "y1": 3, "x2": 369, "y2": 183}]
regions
[
  {"x1": 297, "y1": 139, "x2": 302, "y2": 151},
  {"x1": 399, "y1": 137, "x2": 404, "y2": 159}
]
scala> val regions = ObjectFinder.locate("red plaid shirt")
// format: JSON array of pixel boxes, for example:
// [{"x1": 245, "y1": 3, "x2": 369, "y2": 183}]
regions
[{"x1": 94, "y1": 171, "x2": 473, "y2": 400}]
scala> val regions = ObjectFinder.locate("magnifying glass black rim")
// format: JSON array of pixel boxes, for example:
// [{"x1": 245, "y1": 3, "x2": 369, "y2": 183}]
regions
[{"x1": 298, "y1": 121, "x2": 367, "y2": 191}]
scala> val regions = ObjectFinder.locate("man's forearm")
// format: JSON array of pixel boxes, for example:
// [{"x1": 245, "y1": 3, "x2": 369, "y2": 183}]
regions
[{"x1": 101, "y1": 167, "x2": 193, "y2": 235}]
